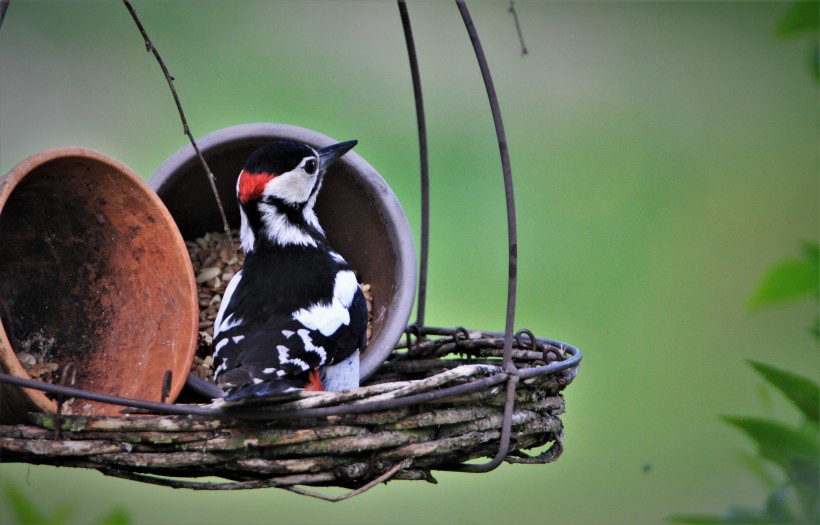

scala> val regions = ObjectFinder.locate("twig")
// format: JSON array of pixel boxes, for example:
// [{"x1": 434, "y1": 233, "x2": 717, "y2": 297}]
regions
[
  {"x1": 121, "y1": 0, "x2": 233, "y2": 247},
  {"x1": 99, "y1": 468, "x2": 337, "y2": 491},
  {"x1": 508, "y1": 1, "x2": 528, "y2": 56},
  {"x1": 0, "y1": 0, "x2": 10, "y2": 30},
  {"x1": 284, "y1": 458, "x2": 413, "y2": 502}
]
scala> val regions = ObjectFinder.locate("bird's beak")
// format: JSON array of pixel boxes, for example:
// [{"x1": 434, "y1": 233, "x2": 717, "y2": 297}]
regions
[{"x1": 317, "y1": 140, "x2": 357, "y2": 172}]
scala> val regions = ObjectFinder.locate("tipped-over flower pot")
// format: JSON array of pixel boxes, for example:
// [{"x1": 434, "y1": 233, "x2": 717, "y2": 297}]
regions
[{"x1": 0, "y1": 148, "x2": 198, "y2": 422}]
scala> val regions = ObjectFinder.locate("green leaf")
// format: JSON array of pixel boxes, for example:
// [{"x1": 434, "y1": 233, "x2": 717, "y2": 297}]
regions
[
  {"x1": 793, "y1": 460, "x2": 820, "y2": 522},
  {"x1": 748, "y1": 360, "x2": 819, "y2": 423},
  {"x1": 721, "y1": 416, "x2": 818, "y2": 470},
  {"x1": 4, "y1": 482, "x2": 48, "y2": 525},
  {"x1": 748, "y1": 258, "x2": 818, "y2": 310},
  {"x1": 776, "y1": 1, "x2": 820, "y2": 36},
  {"x1": 762, "y1": 487, "x2": 799, "y2": 523},
  {"x1": 737, "y1": 448, "x2": 779, "y2": 490}
]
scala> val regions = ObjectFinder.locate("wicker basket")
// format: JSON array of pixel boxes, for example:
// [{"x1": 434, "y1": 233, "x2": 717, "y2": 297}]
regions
[{"x1": 0, "y1": 330, "x2": 578, "y2": 499}]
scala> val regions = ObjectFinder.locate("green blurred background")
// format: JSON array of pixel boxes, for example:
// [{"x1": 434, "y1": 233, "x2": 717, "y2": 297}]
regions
[{"x1": 0, "y1": 1, "x2": 817, "y2": 524}]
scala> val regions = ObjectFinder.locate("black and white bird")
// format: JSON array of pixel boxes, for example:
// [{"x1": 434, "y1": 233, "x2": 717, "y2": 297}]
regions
[{"x1": 211, "y1": 139, "x2": 367, "y2": 400}]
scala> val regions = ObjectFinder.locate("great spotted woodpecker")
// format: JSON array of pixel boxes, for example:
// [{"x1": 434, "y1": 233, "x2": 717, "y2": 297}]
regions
[{"x1": 212, "y1": 140, "x2": 366, "y2": 400}]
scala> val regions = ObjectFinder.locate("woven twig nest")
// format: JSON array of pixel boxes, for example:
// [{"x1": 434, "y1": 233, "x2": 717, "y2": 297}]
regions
[{"x1": 0, "y1": 330, "x2": 578, "y2": 499}]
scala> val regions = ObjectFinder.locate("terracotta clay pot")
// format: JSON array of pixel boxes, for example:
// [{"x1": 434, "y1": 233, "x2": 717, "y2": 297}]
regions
[
  {"x1": 0, "y1": 148, "x2": 198, "y2": 422},
  {"x1": 149, "y1": 123, "x2": 416, "y2": 383}
]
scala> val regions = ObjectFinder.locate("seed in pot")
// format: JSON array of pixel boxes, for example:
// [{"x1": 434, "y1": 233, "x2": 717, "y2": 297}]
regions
[
  {"x1": 196, "y1": 267, "x2": 221, "y2": 284},
  {"x1": 17, "y1": 352, "x2": 36, "y2": 367}
]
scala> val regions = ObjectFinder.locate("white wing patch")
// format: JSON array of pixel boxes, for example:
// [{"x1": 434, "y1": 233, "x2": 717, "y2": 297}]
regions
[
  {"x1": 214, "y1": 338, "x2": 229, "y2": 356},
  {"x1": 214, "y1": 357, "x2": 228, "y2": 376},
  {"x1": 217, "y1": 314, "x2": 242, "y2": 335},
  {"x1": 293, "y1": 270, "x2": 359, "y2": 336},
  {"x1": 277, "y1": 345, "x2": 310, "y2": 371},
  {"x1": 296, "y1": 328, "x2": 327, "y2": 364},
  {"x1": 334, "y1": 270, "x2": 359, "y2": 307},
  {"x1": 293, "y1": 303, "x2": 347, "y2": 337}
]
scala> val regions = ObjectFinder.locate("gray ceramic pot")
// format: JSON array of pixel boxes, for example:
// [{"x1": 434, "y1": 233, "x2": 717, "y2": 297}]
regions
[{"x1": 149, "y1": 123, "x2": 416, "y2": 383}]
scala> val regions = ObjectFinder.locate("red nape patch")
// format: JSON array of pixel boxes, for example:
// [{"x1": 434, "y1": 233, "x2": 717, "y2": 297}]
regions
[
  {"x1": 305, "y1": 369, "x2": 324, "y2": 392},
  {"x1": 238, "y1": 170, "x2": 276, "y2": 204}
]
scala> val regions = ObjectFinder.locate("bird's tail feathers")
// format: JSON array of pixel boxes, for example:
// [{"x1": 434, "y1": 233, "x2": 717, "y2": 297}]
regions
[{"x1": 223, "y1": 378, "x2": 305, "y2": 401}]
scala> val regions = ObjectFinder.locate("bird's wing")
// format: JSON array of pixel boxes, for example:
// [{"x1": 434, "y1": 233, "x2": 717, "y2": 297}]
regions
[
  {"x1": 214, "y1": 315, "x2": 325, "y2": 391},
  {"x1": 213, "y1": 288, "x2": 367, "y2": 397}
]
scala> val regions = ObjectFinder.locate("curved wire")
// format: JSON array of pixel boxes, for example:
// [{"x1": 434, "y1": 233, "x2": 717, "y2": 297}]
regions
[
  {"x1": 456, "y1": 0, "x2": 518, "y2": 373},
  {"x1": 453, "y1": 0, "x2": 521, "y2": 473},
  {"x1": 397, "y1": 0, "x2": 430, "y2": 330}
]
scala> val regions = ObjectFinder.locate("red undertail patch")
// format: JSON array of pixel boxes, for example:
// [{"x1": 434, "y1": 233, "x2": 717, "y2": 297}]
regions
[{"x1": 305, "y1": 369, "x2": 324, "y2": 392}]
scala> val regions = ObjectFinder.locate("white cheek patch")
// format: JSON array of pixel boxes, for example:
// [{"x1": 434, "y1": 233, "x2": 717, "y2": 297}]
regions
[{"x1": 264, "y1": 171, "x2": 317, "y2": 205}]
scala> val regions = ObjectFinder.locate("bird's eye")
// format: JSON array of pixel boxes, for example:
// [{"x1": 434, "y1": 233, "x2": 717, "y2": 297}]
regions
[{"x1": 304, "y1": 159, "x2": 318, "y2": 175}]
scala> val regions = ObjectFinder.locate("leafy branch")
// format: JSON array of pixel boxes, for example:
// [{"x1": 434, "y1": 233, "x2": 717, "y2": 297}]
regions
[{"x1": 670, "y1": 241, "x2": 819, "y2": 524}]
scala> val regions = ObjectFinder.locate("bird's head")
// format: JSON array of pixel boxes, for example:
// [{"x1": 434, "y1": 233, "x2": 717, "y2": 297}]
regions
[{"x1": 236, "y1": 140, "x2": 357, "y2": 252}]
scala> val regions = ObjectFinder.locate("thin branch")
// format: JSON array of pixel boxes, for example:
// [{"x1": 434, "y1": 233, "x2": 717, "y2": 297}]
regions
[
  {"x1": 508, "y1": 1, "x2": 528, "y2": 56},
  {"x1": 0, "y1": 0, "x2": 10, "y2": 30},
  {"x1": 284, "y1": 458, "x2": 414, "y2": 502},
  {"x1": 121, "y1": 0, "x2": 233, "y2": 246}
]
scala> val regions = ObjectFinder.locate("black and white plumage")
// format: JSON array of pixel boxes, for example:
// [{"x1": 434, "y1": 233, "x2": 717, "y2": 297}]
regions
[{"x1": 212, "y1": 140, "x2": 366, "y2": 400}]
